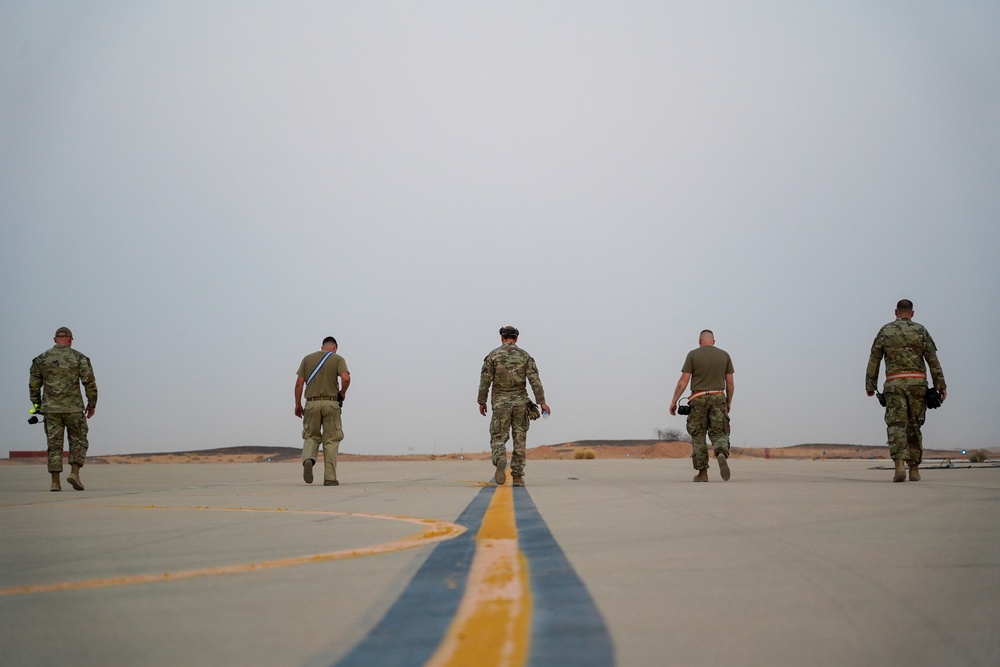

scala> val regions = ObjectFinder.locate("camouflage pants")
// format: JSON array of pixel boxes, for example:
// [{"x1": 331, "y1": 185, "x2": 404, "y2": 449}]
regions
[
  {"x1": 883, "y1": 382, "x2": 926, "y2": 465},
  {"x1": 490, "y1": 399, "x2": 529, "y2": 476},
  {"x1": 302, "y1": 400, "x2": 343, "y2": 482},
  {"x1": 44, "y1": 412, "x2": 89, "y2": 472},
  {"x1": 686, "y1": 394, "x2": 730, "y2": 471}
]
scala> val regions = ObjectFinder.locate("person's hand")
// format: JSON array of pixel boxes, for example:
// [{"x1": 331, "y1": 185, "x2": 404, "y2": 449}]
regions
[
  {"x1": 479, "y1": 404, "x2": 487, "y2": 416},
  {"x1": 295, "y1": 404, "x2": 304, "y2": 418},
  {"x1": 540, "y1": 403, "x2": 551, "y2": 415},
  {"x1": 85, "y1": 407, "x2": 95, "y2": 419},
  {"x1": 866, "y1": 390, "x2": 875, "y2": 397},
  {"x1": 669, "y1": 403, "x2": 677, "y2": 416},
  {"x1": 940, "y1": 388, "x2": 947, "y2": 402}
]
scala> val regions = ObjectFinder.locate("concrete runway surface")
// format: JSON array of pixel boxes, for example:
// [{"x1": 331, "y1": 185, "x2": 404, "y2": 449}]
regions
[{"x1": 1, "y1": 458, "x2": 998, "y2": 667}]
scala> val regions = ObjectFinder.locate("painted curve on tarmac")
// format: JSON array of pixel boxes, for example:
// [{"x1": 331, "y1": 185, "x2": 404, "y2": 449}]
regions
[{"x1": 0, "y1": 505, "x2": 465, "y2": 596}]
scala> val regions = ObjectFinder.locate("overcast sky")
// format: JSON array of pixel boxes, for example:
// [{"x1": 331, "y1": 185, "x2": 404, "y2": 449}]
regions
[{"x1": 2, "y1": 1, "x2": 998, "y2": 457}]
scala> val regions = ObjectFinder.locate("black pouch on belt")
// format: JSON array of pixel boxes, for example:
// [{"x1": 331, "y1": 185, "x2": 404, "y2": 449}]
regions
[{"x1": 925, "y1": 387, "x2": 943, "y2": 409}]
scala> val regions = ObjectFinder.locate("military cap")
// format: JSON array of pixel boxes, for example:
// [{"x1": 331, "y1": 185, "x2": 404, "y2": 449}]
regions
[
  {"x1": 54, "y1": 326, "x2": 73, "y2": 338},
  {"x1": 499, "y1": 325, "x2": 519, "y2": 337}
]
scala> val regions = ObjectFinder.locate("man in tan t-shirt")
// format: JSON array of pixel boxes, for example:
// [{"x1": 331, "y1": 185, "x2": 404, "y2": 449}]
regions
[
  {"x1": 295, "y1": 336, "x2": 351, "y2": 485},
  {"x1": 669, "y1": 330, "x2": 735, "y2": 482}
]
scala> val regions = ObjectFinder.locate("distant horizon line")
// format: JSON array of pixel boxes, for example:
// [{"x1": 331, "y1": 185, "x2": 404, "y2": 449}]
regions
[{"x1": 9, "y1": 441, "x2": 987, "y2": 460}]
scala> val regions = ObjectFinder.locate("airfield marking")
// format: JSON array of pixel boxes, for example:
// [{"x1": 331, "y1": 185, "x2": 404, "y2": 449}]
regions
[
  {"x1": 334, "y1": 484, "x2": 614, "y2": 667},
  {"x1": 425, "y1": 483, "x2": 532, "y2": 666},
  {"x1": 0, "y1": 505, "x2": 465, "y2": 597},
  {"x1": 513, "y1": 486, "x2": 615, "y2": 667}
]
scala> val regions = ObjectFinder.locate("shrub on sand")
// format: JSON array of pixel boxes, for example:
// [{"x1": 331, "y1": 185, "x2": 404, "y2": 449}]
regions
[{"x1": 574, "y1": 449, "x2": 597, "y2": 460}]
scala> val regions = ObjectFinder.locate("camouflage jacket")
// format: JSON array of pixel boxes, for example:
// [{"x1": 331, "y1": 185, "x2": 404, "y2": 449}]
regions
[
  {"x1": 29, "y1": 345, "x2": 98, "y2": 413},
  {"x1": 478, "y1": 343, "x2": 545, "y2": 406},
  {"x1": 866, "y1": 318, "x2": 945, "y2": 392}
]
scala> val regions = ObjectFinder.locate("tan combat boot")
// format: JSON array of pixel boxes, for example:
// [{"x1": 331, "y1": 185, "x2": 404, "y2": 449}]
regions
[
  {"x1": 693, "y1": 469, "x2": 709, "y2": 482},
  {"x1": 716, "y1": 453, "x2": 731, "y2": 481},
  {"x1": 908, "y1": 464, "x2": 921, "y2": 482},
  {"x1": 512, "y1": 475, "x2": 524, "y2": 487},
  {"x1": 50, "y1": 472, "x2": 61, "y2": 492},
  {"x1": 67, "y1": 464, "x2": 84, "y2": 491},
  {"x1": 494, "y1": 458, "x2": 507, "y2": 485},
  {"x1": 892, "y1": 459, "x2": 906, "y2": 483}
]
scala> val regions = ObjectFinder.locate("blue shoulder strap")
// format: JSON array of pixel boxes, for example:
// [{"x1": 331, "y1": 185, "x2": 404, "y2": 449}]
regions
[{"x1": 306, "y1": 352, "x2": 333, "y2": 386}]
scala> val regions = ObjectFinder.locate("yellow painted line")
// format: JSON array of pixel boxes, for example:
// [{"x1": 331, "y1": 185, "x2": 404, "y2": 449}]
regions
[
  {"x1": 0, "y1": 505, "x2": 464, "y2": 597},
  {"x1": 426, "y1": 484, "x2": 532, "y2": 667}
]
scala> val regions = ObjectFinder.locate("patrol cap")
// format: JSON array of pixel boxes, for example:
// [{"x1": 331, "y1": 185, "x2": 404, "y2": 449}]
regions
[
  {"x1": 499, "y1": 325, "x2": 519, "y2": 337},
  {"x1": 54, "y1": 326, "x2": 73, "y2": 338}
]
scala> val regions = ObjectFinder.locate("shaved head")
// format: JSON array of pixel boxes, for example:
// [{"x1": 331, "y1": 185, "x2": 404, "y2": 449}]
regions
[{"x1": 699, "y1": 330, "x2": 715, "y2": 345}]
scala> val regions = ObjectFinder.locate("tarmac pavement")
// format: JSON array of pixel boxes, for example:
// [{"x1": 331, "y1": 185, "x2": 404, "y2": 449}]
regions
[{"x1": 1, "y1": 458, "x2": 998, "y2": 667}]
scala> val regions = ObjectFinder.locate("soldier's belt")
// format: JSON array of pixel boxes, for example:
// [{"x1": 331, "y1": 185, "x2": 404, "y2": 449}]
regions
[
  {"x1": 688, "y1": 390, "x2": 725, "y2": 400},
  {"x1": 306, "y1": 396, "x2": 338, "y2": 402},
  {"x1": 885, "y1": 372, "x2": 927, "y2": 381}
]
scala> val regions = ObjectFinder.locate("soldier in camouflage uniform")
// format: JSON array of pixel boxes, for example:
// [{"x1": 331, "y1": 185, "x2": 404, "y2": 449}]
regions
[
  {"x1": 669, "y1": 330, "x2": 735, "y2": 482},
  {"x1": 866, "y1": 299, "x2": 946, "y2": 482},
  {"x1": 478, "y1": 326, "x2": 549, "y2": 486},
  {"x1": 29, "y1": 327, "x2": 98, "y2": 491}
]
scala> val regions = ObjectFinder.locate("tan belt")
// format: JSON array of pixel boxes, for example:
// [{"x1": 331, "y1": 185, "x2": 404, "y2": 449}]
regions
[
  {"x1": 885, "y1": 372, "x2": 926, "y2": 381},
  {"x1": 689, "y1": 390, "x2": 725, "y2": 400},
  {"x1": 306, "y1": 396, "x2": 338, "y2": 402}
]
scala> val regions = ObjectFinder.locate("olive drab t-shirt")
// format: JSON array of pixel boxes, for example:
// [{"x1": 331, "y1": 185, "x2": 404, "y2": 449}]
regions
[
  {"x1": 681, "y1": 346, "x2": 734, "y2": 392},
  {"x1": 297, "y1": 351, "x2": 349, "y2": 399}
]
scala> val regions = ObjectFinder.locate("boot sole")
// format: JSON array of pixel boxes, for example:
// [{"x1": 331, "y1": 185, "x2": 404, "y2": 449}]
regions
[
  {"x1": 717, "y1": 455, "x2": 731, "y2": 481},
  {"x1": 494, "y1": 459, "x2": 507, "y2": 485},
  {"x1": 303, "y1": 462, "x2": 314, "y2": 484}
]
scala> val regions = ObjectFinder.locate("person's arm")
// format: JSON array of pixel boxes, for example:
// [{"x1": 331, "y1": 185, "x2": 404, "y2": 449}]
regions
[
  {"x1": 478, "y1": 357, "x2": 493, "y2": 416},
  {"x1": 725, "y1": 373, "x2": 735, "y2": 412},
  {"x1": 865, "y1": 332, "x2": 883, "y2": 396},
  {"x1": 80, "y1": 355, "x2": 98, "y2": 419},
  {"x1": 294, "y1": 376, "x2": 305, "y2": 418},
  {"x1": 526, "y1": 357, "x2": 546, "y2": 407},
  {"x1": 339, "y1": 371, "x2": 351, "y2": 398},
  {"x1": 924, "y1": 331, "x2": 946, "y2": 401},
  {"x1": 669, "y1": 372, "x2": 691, "y2": 416},
  {"x1": 29, "y1": 358, "x2": 42, "y2": 408}
]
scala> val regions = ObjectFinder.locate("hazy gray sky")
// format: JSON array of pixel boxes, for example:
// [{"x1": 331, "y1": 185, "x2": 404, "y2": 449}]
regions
[{"x1": 3, "y1": 1, "x2": 998, "y2": 456}]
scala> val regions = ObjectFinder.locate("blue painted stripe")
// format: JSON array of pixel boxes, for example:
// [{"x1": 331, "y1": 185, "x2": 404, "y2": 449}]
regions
[
  {"x1": 514, "y1": 486, "x2": 616, "y2": 667},
  {"x1": 332, "y1": 484, "x2": 614, "y2": 666},
  {"x1": 333, "y1": 486, "x2": 493, "y2": 667}
]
